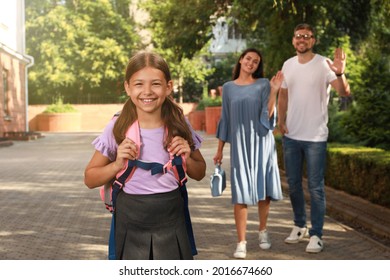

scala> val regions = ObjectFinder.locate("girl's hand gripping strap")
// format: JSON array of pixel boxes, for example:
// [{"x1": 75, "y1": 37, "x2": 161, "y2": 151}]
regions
[
  {"x1": 110, "y1": 121, "x2": 141, "y2": 211},
  {"x1": 115, "y1": 120, "x2": 141, "y2": 183}
]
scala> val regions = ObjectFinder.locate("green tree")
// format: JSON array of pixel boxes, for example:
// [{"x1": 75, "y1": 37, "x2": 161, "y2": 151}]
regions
[
  {"x1": 140, "y1": 0, "x2": 227, "y2": 102},
  {"x1": 206, "y1": 53, "x2": 238, "y2": 92},
  {"x1": 229, "y1": 0, "x2": 372, "y2": 76},
  {"x1": 26, "y1": 0, "x2": 140, "y2": 104},
  {"x1": 140, "y1": 0, "x2": 227, "y2": 60},
  {"x1": 342, "y1": 0, "x2": 390, "y2": 149}
]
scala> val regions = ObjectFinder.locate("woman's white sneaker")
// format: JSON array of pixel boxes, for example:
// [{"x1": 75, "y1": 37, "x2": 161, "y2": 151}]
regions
[
  {"x1": 306, "y1": 235, "x2": 324, "y2": 253},
  {"x1": 233, "y1": 241, "x2": 247, "y2": 259},
  {"x1": 284, "y1": 226, "x2": 308, "y2": 244},
  {"x1": 259, "y1": 230, "x2": 271, "y2": 250}
]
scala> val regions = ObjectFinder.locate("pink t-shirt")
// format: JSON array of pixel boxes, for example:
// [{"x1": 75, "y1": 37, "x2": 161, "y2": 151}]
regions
[{"x1": 92, "y1": 118, "x2": 202, "y2": 194}]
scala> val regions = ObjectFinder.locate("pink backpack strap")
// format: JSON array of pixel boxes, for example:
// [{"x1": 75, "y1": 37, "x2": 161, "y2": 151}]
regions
[{"x1": 116, "y1": 120, "x2": 140, "y2": 182}]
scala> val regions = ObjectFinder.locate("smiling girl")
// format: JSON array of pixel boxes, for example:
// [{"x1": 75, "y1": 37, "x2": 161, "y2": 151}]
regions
[{"x1": 84, "y1": 51, "x2": 206, "y2": 260}]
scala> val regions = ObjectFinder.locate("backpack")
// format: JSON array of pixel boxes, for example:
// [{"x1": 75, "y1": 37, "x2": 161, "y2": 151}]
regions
[{"x1": 101, "y1": 118, "x2": 197, "y2": 259}]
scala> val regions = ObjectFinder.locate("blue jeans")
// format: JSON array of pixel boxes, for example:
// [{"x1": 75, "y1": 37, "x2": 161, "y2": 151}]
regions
[{"x1": 282, "y1": 136, "x2": 327, "y2": 238}]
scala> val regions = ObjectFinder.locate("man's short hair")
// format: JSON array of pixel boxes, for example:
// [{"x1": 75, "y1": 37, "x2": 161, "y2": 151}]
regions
[{"x1": 294, "y1": 23, "x2": 315, "y2": 37}]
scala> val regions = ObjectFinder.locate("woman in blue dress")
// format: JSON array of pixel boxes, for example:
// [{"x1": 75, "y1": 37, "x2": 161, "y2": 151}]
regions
[{"x1": 213, "y1": 48, "x2": 283, "y2": 258}]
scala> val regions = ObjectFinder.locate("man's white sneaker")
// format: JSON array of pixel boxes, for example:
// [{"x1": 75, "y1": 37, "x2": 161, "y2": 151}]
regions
[
  {"x1": 306, "y1": 235, "x2": 323, "y2": 253},
  {"x1": 233, "y1": 241, "x2": 247, "y2": 259},
  {"x1": 259, "y1": 230, "x2": 271, "y2": 250},
  {"x1": 284, "y1": 226, "x2": 308, "y2": 244}
]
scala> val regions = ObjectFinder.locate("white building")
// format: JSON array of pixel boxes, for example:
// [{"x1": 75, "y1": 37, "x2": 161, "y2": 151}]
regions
[{"x1": 209, "y1": 16, "x2": 246, "y2": 59}]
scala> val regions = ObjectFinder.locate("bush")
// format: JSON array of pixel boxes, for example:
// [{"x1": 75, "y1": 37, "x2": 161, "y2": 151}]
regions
[
  {"x1": 343, "y1": 89, "x2": 390, "y2": 150},
  {"x1": 327, "y1": 102, "x2": 357, "y2": 144},
  {"x1": 325, "y1": 144, "x2": 390, "y2": 207},
  {"x1": 43, "y1": 98, "x2": 78, "y2": 113},
  {"x1": 196, "y1": 96, "x2": 222, "y2": 110}
]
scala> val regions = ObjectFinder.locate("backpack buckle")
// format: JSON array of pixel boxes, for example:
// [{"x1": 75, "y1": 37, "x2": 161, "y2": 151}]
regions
[
  {"x1": 180, "y1": 177, "x2": 187, "y2": 186},
  {"x1": 112, "y1": 180, "x2": 123, "y2": 189},
  {"x1": 163, "y1": 160, "x2": 173, "y2": 174}
]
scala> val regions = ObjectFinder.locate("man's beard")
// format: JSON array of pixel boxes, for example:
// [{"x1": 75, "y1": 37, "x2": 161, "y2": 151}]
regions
[{"x1": 296, "y1": 46, "x2": 312, "y2": 54}]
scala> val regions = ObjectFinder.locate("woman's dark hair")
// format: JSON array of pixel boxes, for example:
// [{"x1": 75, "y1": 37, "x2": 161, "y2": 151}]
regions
[{"x1": 232, "y1": 48, "x2": 264, "y2": 80}]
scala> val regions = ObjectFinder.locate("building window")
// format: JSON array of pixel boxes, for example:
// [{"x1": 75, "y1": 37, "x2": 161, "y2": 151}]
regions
[
  {"x1": 228, "y1": 20, "x2": 243, "y2": 40},
  {"x1": 2, "y1": 69, "x2": 10, "y2": 117}
]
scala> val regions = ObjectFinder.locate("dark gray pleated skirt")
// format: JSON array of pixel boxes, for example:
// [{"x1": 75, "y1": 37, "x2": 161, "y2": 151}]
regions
[{"x1": 115, "y1": 188, "x2": 193, "y2": 260}]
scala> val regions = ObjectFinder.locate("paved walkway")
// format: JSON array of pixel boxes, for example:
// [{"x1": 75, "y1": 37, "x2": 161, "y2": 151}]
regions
[{"x1": 0, "y1": 132, "x2": 389, "y2": 260}]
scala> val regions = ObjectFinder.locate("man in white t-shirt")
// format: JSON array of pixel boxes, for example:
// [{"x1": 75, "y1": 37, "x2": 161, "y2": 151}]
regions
[{"x1": 278, "y1": 23, "x2": 351, "y2": 253}]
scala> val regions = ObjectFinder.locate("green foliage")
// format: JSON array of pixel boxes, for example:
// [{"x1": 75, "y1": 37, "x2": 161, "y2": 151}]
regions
[
  {"x1": 26, "y1": 0, "x2": 139, "y2": 104},
  {"x1": 325, "y1": 144, "x2": 390, "y2": 207},
  {"x1": 141, "y1": 0, "x2": 220, "y2": 61},
  {"x1": 325, "y1": 36, "x2": 365, "y2": 95},
  {"x1": 327, "y1": 103, "x2": 357, "y2": 144},
  {"x1": 333, "y1": 1, "x2": 389, "y2": 153},
  {"x1": 342, "y1": 89, "x2": 390, "y2": 150},
  {"x1": 43, "y1": 98, "x2": 78, "y2": 113},
  {"x1": 140, "y1": 0, "x2": 218, "y2": 103},
  {"x1": 358, "y1": 0, "x2": 390, "y2": 93},
  {"x1": 196, "y1": 96, "x2": 222, "y2": 111},
  {"x1": 181, "y1": 77, "x2": 203, "y2": 103},
  {"x1": 206, "y1": 53, "x2": 238, "y2": 91},
  {"x1": 230, "y1": 0, "x2": 373, "y2": 75},
  {"x1": 327, "y1": 144, "x2": 390, "y2": 165},
  {"x1": 169, "y1": 54, "x2": 214, "y2": 102},
  {"x1": 327, "y1": 2, "x2": 389, "y2": 150}
]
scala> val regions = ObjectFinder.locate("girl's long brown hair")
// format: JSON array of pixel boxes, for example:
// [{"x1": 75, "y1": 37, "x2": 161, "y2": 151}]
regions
[{"x1": 113, "y1": 51, "x2": 194, "y2": 150}]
